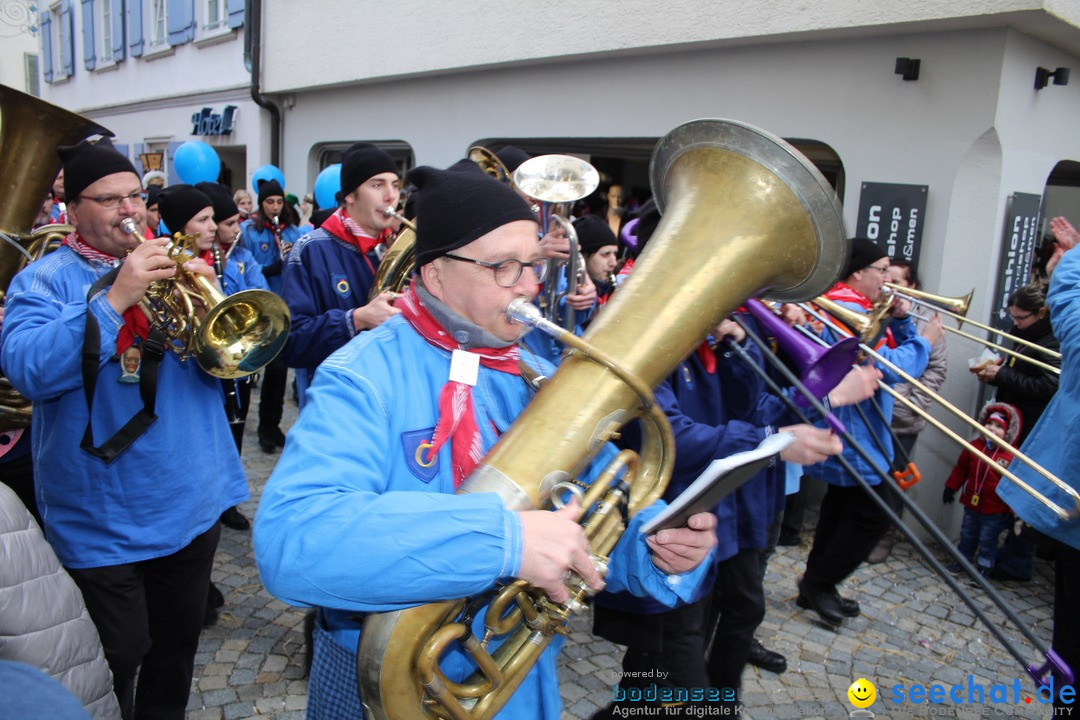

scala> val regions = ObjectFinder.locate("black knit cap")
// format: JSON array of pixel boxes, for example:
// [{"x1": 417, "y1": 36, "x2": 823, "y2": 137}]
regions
[
  {"x1": 574, "y1": 214, "x2": 617, "y2": 256},
  {"x1": 407, "y1": 165, "x2": 537, "y2": 270},
  {"x1": 146, "y1": 184, "x2": 162, "y2": 209},
  {"x1": 257, "y1": 178, "x2": 285, "y2": 206},
  {"x1": 495, "y1": 146, "x2": 530, "y2": 174},
  {"x1": 340, "y1": 142, "x2": 397, "y2": 198},
  {"x1": 58, "y1": 137, "x2": 138, "y2": 203},
  {"x1": 158, "y1": 184, "x2": 213, "y2": 234},
  {"x1": 195, "y1": 181, "x2": 239, "y2": 223},
  {"x1": 843, "y1": 237, "x2": 887, "y2": 278}
]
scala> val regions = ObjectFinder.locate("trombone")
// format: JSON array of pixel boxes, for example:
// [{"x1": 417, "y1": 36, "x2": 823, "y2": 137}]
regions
[
  {"x1": 797, "y1": 299, "x2": 1080, "y2": 520},
  {"x1": 884, "y1": 281, "x2": 1062, "y2": 361}
]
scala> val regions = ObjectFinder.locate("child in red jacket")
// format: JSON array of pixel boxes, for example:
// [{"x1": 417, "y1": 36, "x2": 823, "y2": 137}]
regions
[{"x1": 942, "y1": 402, "x2": 1021, "y2": 576}]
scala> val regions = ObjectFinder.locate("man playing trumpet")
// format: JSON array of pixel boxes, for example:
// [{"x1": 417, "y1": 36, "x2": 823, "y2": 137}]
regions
[{"x1": 1, "y1": 139, "x2": 247, "y2": 719}]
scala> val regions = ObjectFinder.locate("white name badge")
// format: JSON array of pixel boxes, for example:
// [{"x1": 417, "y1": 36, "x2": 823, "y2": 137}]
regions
[{"x1": 449, "y1": 349, "x2": 480, "y2": 386}]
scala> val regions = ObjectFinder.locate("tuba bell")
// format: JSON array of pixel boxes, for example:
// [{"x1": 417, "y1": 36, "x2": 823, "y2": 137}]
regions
[
  {"x1": 0, "y1": 84, "x2": 113, "y2": 428},
  {"x1": 357, "y1": 118, "x2": 848, "y2": 720}
]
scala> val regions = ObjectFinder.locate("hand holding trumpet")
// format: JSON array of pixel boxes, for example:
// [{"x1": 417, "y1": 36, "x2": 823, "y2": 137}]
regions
[
  {"x1": 352, "y1": 290, "x2": 402, "y2": 332},
  {"x1": 106, "y1": 237, "x2": 175, "y2": 314}
]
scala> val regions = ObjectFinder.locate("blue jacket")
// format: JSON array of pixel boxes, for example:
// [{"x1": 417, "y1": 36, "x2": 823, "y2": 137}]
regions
[
  {"x1": 254, "y1": 314, "x2": 710, "y2": 720},
  {"x1": 0, "y1": 246, "x2": 248, "y2": 568},
  {"x1": 277, "y1": 227, "x2": 380, "y2": 386},
  {"x1": 238, "y1": 218, "x2": 302, "y2": 295},
  {"x1": 811, "y1": 308, "x2": 930, "y2": 487},
  {"x1": 998, "y1": 248, "x2": 1080, "y2": 549},
  {"x1": 221, "y1": 245, "x2": 269, "y2": 295}
]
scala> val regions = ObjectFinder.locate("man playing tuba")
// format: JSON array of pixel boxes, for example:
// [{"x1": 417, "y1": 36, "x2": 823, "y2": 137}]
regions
[
  {"x1": 255, "y1": 164, "x2": 718, "y2": 720},
  {"x1": 1, "y1": 139, "x2": 248, "y2": 719}
]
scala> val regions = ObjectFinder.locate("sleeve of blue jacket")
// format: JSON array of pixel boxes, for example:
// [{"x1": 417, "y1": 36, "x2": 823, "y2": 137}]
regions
[
  {"x1": 278, "y1": 240, "x2": 355, "y2": 370},
  {"x1": 1, "y1": 259, "x2": 122, "y2": 400}
]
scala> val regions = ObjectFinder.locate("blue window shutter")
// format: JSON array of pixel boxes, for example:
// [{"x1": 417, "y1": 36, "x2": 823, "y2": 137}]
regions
[
  {"x1": 114, "y1": 143, "x2": 130, "y2": 160},
  {"x1": 60, "y1": 0, "x2": 75, "y2": 77},
  {"x1": 133, "y1": 143, "x2": 146, "y2": 175},
  {"x1": 166, "y1": 0, "x2": 193, "y2": 46},
  {"x1": 40, "y1": 9, "x2": 54, "y2": 82},
  {"x1": 128, "y1": 0, "x2": 143, "y2": 57},
  {"x1": 112, "y1": 0, "x2": 126, "y2": 61},
  {"x1": 226, "y1": 0, "x2": 243, "y2": 29},
  {"x1": 81, "y1": 0, "x2": 96, "y2": 70}
]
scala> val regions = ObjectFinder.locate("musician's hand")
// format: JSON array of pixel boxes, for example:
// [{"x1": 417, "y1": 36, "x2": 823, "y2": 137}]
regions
[
  {"x1": 539, "y1": 228, "x2": 570, "y2": 260},
  {"x1": 352, "y1": 291, "x2": 402, "y2": 332},
  {"x1": 565, "y1": 274, "x2": 596, "y2": 311},
  {"x1": 646, "y1": 511, "x2": 717, "y2": 574},
  {"x1": 779, "y1": 303, "x2": 805, "y2": 327},
  {"x1": 1050, "y1": 216, "x2": 1080, "y2": 250},
  {"x1": 714, "y1": 318, "x2": 745, "y2": 344},
  {"x1": 183, "y1": 257, "x2": 221, "y2": 290},
  {"x1": 920, "y1": 312, "x2": 944, "y2": 345},
  {"x1": 828, "y1": 364, "x2": 882, "y2": 407},
  {"x1": 106, "y1": 238, "x2": 175, "y2": 314},
  {"x1": 518, "y1": 500, "x2": 603, "y2": 604},
  {"x1": 778, "y1": 424, "x2": 843, "y2": 465},
  {"x1": 889, "y1": 295, "x2": 912, "y2": 318}
]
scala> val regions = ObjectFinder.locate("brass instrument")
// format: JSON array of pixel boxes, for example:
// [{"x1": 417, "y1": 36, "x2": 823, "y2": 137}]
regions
[
  {"x1": 369, "y1": 206, "x2": 417, "y2": 299},
  {"x1": 883, "y1": 282, "x2": 1063, "y2": 364},
  {"x1": 0, "y1": 84, "x2": 112, "y2": 429},
  {"x1": 512, "y1": 154, "x2": 599, "y2": 330},
  {"x1": 357, "y1": 118, "x2": 848, "y2": 720},
  {"x1": 810, "y1": 294, "x2": 894, "y2": 344},
  {"x1": 466, "y1": 146, "x2": 514, "y2": 187},
  {"x1": 134, "y1": 226, "x2": 291, "y2": 379}
]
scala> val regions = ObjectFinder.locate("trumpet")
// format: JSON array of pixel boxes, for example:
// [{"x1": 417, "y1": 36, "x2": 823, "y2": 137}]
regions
[
  {"x1": 271, "y1": 214, "x2": 292, "y2": 260},
  {"x1": 369, "y1": 206, "x2": 417, "y2": 299},
  {"x1": 125, "y1": 220, "x2": 291, "y2": 379}
]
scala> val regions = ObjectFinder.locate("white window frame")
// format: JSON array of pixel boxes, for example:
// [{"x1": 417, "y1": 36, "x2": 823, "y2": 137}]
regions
[
  {"x1": 96, "y1": 0, "x2": 116, "y2": 68},
  {"x1": 148, "y1": 0, "x2": 168, "y2": 50},
  {"x1": 49, "y1": 1, "x2": 71, "y2": 81},
  {"x1": 196, "y1": 0, "x2": 232, "y2": 43}
]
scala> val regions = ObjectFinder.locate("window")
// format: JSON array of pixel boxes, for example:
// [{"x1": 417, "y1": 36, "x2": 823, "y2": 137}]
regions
[
  {"x1": 148, "y1": 0, "x2": 167, "y2": 48},
  {"x1": 47, "y1": 0, "x2": 74, "y2": 81},
  {"x1": 24, "y1": 53, "x2": 40, "y2": 96},
  {"x1": 203, "y1": 0, "x2": 224, "y2": 32},
  {"x1": 97, "y1": 0, "x2": 113, "y2": 65}
]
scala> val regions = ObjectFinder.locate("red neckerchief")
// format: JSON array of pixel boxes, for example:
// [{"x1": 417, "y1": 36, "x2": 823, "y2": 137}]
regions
[
  {"x1": 321, "y1": 207, "x2": 393, "y2": 255},
  {"x1": 397, "y1": 286, "x2": 522, "y2": 487},
  {"x1": 63, "y1": 233, "x2": 150, "y2": 355},
  {"x1": 824, "y1": 282, "x2": 893, "y2": 350}
]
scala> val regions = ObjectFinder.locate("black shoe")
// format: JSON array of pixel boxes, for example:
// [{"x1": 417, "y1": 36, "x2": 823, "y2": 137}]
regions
[
  {"x1": 220, "y1": 506, "x2": 251, "y2": 531},
  {"x1": 777, "y1": 530, "x2": 801, "y2": 546},
  {"x1": 258, "y1": 435, "x2": 279, "y2": 453},
  {"x1": 796, "y1": 581, "x2": 844, "y2": 627},
  {"x1": 747, "y1": 638, "x2": 787, "y2": 674},
  {"x1": 796, "y1": 588, "x2": 860, "y2": 618},
  {"x1": 207, "y1": 582, "x2": 225, "y2": 609},
  {"x1": 203, "y1": 605, "x2": 219, "y2": 628}
]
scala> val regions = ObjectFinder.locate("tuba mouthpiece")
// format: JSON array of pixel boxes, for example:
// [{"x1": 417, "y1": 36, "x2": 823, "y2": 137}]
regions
[{"x1": 119, "y1": 218, "x2": 137, "y2": 235}]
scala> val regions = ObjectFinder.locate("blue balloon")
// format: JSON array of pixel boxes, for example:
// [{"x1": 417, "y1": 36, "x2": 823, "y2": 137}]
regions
[
  {"x1": 251, "y1": 164, "x2": 285, "y2": 195},
  {"x1": 173, "y1": 141, "x2": 220, "y2": 184},
  {"x1": 313, "y1": 164, "x2": 341, "y2": 210}
]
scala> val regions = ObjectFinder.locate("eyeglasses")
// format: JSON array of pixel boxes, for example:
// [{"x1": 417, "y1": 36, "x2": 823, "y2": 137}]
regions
[
  {"x1": 867, "y1": 263, "x2": 890, "y2": 275},
  {"x1": 78, "y1": 191, "x2": 148, "y2": 209},
  {"x1": 442, "y1": 253, "x2": 548, "y2": 288},
  {"x1": 1009, "y1": 311, "x2": 1035, "y2": 323}
]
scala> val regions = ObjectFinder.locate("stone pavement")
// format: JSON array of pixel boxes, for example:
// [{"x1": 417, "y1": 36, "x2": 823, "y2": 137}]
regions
[{"x1": 187, "y1": 378, "x2": 1057, "y2": 719}]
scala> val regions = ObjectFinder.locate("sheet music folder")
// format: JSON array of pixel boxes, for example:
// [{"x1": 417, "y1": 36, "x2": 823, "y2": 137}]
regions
[{"x1": 641, "y1": 432, "x2": 795, "y2": 535}]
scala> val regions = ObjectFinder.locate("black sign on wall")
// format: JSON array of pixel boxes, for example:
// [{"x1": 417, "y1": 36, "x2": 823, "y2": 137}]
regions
[
  {"x1": 991, "y1": 192, "x2": 1042, "y2": 331},
  {"x1": 855, "y1": 182, "x2": 929, "y2": 269}
]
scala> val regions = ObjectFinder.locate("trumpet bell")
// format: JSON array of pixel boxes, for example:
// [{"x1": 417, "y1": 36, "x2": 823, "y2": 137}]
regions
[
  {"x1": 466, "y1": 146, "x2": 513, "y2": 186},
  {"x1": 885, "y1": 282, "x2": 973, "y2": 318},
  {"x1": 193, "y1": 289, "x2": 291, "y2": 379}
]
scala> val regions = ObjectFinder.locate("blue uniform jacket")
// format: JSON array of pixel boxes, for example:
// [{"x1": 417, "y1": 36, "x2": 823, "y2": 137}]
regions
[
  {"x1": 277, "y1": 227, "x2": 380, "y2": 391},
  {"x1": 998, "y1": 249, "x2": 1080, "y2": 549},
  {"x1": 238, "y1": 218, "x2": 302, "y2": 295},
  {"x1": 221, "y1": 245, "x2": 269, "y2": 295},
  {"x1": 0, "y1": 246, "x2": 248, "y2": 568},
  {"x1": 812, "y1": 308, "x2": 930, "y2": 487},
  {"x1": 254, "y1": 314, "x2": 710, "y2": 720}
]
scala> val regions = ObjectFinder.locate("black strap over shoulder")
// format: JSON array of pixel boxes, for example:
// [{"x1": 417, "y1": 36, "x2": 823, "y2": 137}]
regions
[{"x1": 79, "y1": 266, "x2": 165, "y2": 464}]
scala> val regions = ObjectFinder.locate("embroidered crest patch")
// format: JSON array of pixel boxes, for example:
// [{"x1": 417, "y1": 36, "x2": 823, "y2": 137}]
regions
[
  {"x1": 333, "y1": 274, "x2": 351, "y2": 298},
  {"x1": 402, "y1": 427, "x2": 438, "y2": 482}
]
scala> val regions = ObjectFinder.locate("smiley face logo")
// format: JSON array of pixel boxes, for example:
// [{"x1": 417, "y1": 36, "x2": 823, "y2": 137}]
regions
[{"x1": 848, "y1": 678, "x2": 876, "y2": 709}]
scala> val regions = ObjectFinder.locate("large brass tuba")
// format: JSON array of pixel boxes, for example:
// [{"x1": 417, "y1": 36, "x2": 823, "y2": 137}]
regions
[
  {"x1": 0, "y1": 84, "x2": 112, "y2": 428},
  {"x1": 356, "y1": 118, "x2": 847, "y2": 720}
]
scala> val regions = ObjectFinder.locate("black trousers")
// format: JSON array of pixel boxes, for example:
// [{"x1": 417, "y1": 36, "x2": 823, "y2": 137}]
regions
[
  {"x1": 223, "y1": 377, "x2": 252, "y2": 453},
  {"x1": 257, "y1": 357, "x2": 287, "y2": 438},
  {"x1": 68, "y1": 523, "x2": 221, "y2": 720},
  {"x1": 1054, "y1": 543, "x2": 1080, "y2": 710},
  {"x1": 802, "y1": 482, "x2": 891, "y2": 591},
  {"x1": 705, "y1": 548, "x2": 765, "y2": 696}
]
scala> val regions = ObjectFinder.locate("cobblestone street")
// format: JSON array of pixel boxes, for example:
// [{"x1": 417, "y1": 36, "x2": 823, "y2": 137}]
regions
[{"x1": 186, "y1": 379, "x2": 1057, "y2": 720}]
